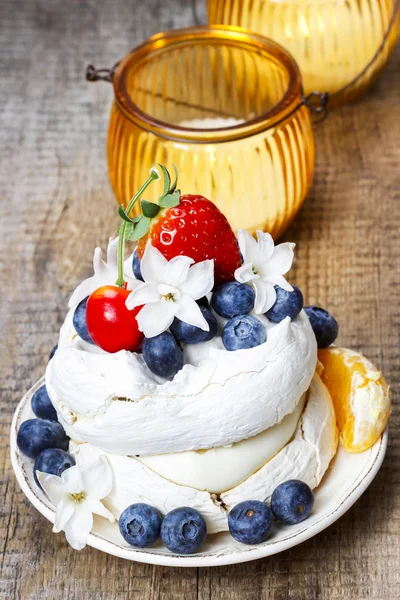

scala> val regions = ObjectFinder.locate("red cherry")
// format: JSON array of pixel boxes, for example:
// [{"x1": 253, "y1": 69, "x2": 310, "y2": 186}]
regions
[{"x1": 86, "y1": 286, "x2": 143, "y2": 353}]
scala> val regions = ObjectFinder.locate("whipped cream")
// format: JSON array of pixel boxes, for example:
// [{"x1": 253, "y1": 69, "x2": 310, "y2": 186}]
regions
[
  {"x1": 71, "y1": 375, "x2": 337, "y2": 534},
  {"x1": 46, "y1": 310, "x2": 317, "y2": 455}
]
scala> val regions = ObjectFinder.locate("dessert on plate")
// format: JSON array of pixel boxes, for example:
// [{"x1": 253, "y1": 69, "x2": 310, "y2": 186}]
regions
[{"x1": 15, "y1": 165, "x2": 391, "y2": 554}]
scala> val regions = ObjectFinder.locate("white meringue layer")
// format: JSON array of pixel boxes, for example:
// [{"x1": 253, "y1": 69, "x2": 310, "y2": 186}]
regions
[
  {"x1": 46, "y1": 310, "x2": 317, "y2": 455},
  {"x1": 71, "y1": 374, "x2": 337, "y2": 534}
]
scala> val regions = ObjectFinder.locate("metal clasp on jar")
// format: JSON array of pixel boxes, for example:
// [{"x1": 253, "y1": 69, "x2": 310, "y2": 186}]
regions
[{"x1": 86, "y1": 64, "x2": 117, "y2": 83}]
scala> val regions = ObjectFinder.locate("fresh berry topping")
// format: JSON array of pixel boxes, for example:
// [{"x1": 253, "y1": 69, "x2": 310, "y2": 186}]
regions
[
  {"x1": 119, "y1": 503, "x2": 162, "y2": 548},
  {"x1": 73, "y1": 297, "x2": 95, "y2": 344},
  {"x1": 271, "y1": 480, "x2": 314, "y2": 524},
  {"x1": 222, "y1": 315, "x2": 266, "y2": 351},
  {"x1": 212, "y1": 281, "x2": 255, "y2": 318},
  {"x1": 132, "y1": 249, "x2": 144, "y2": 281},
  {"x1": 160, "y1": 507, "x2": 207, "y2": 554},
  {"x1": 49, "y1": 345, "x2": 58, "y2": 361},
  {"x1": 170, "y1": 307, "x2": 218, "y2": 344},
  {"x1": 304, "y1": 306, "x2": 338, "y2": 348},
  {"x1": 31, "y1": 385, "x2": 58, "y2": 422},
  {"x1": 86, "y1": 286, "x2": 144, "y2": 353},
  {"x1": 196, "y1": 296, "x2": 209, "y2": 309},
  {"x1": 228, "y1": 500, "x2": 273, "y2": 545},
  {"x1": 34, "y1": 448, "x2": 75, "y2": 488},
  {"x1": 142, "y1": 332, "x2": 183, "y2": 379},
  {"x1": 137, "y1": 194, "x2": 242, "y2": 286},
  {"x1": 265, "y1": 285, "x2": 304, "y2": 323},
  {"x1": 17, "y1": 419, "x2": 69, "y2": 459}
]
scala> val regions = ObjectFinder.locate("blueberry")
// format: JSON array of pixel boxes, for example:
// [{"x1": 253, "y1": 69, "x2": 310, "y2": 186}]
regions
[
  {"x1": 160, "y1": 507, "x2": 207, "y2": 554},
  {"x1": 132, "y1": 250, "x2": 144, "y2": 281},
  {"x1": 49, "y1": 345, "x2": 58, "y2": 360},
  {"x1": 271, "y1": 480, "x2": 314, "y2": 524},
  {"x1": 142, "y1": 332, "x2": 184, "y2": 379},
  {"x1": 212, "y1": 282, "x2": 255, "y2": 318},
  {"x1": 34, "y1": 448, "x2": 75, "y2": 488},
  {"x1": 222, "y1": 315, "x2": 266, "y2": 351},
  {"x1": 17, "y1": 418, "x2": 69, "y2": 459},
  {"x1": 196, "y1": 296, "x2": 209, "y2": 309},
  {"x1": 228, "y1": 500, "x2": 273, "y2": 545},
  {"x1": 119, "y1": 503, "x2": 162, "y2": 548},
  {"x1": 31, "y1": 384, "x2": 58, "y2": 422},
  {"x1": 304, "y1": 306, "x2": 338, "y2": 348},
  {"x1": 170, "y1": 307, "x2": 218, "y2": 344},
  {"x1": 73, "y1": 297, "x2": 94, "y2": 344},
  {"x1": 265, "y1": 285, "x2": 304, "y2": 323}
]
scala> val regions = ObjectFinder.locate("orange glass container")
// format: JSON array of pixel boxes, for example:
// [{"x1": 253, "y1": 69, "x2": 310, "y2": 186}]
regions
[
  {"x1": 105, "y1": 26, "x2": 315, "y2": 238},
  {"x1": 208, "y1": 0, "x2": 400, "y2": 106}
]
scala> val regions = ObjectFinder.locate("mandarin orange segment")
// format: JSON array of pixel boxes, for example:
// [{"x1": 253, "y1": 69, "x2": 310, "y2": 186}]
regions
[{"x1": 318, "y1": 347, "x2": 391, "y2": 453}]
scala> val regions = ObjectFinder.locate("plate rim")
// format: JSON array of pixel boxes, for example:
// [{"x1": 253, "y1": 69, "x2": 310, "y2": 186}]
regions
[{"x1": 10, "y1": 377, "x2": 388, "y2": 568}]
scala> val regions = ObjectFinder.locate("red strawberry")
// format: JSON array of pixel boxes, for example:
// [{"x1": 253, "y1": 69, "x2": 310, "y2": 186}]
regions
[{"x1": 137, "y1": 195, "x2": 241, "y2": 285}]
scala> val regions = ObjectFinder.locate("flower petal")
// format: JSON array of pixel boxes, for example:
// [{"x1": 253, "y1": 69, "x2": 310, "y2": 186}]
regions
[
  {"x1": 53, "y1": 496, "x2": 75, "y2": 533},
  {"x1": 253, "y1": 280, "x2": 277, "y2": 314},
  {"x1": 179, "y1": 260, "x2": 214, "y2": 299},
  {"x1": 164, "y1": 255, "x2": 194, "y2": 287},
  {"x1": 106, "y1": 237, "x2": 119, "y2": 266},
  {"x1": 68, "y1": 240, "x2": 120, "y2": 308},
  {"x1": 61, "y1": 465, "x2": 84, "y2": 494},
  {"x1": 36, "y1": 472, "x2": 67, "y2": 505},
  {"x1": 266, "y1": 274, "x2": 294, "y2": 293},
  {"x1": 236, "y1": 229, "x2": 259, "y2": 264},
  {"x1": 136, "y1": 300, "x2": 177, "y2": 337},
  {"x1": 234, "y1": 262, "x2": 259, "y2": 284},
  {"x1": 125, "y1": 282, "x2": 160, "y2": 310},
  {"x1": 82, "y1": 456, "x2": 113, "y2": 500},
  {"x1": 175, "y1": 296, "x2": 210, "y2": 331},
  {"x1": 64, "y1": 504, "x2": 93, "y2": 551},
  {"x1": 140, "y1": 242, "x2": 167, "y2": 283},
  {"x1": 255, "y1": 231, "x2": 275, "y2": 262},
  {"x1": 87, "y1": 498, "x2": 115, "y2": 522},
  {"x1": 261, "y1": 242, "x2": 295, "y2": 278},
  {"x1": 68, "y1": 276, "x2": 97, "y2": 308}
]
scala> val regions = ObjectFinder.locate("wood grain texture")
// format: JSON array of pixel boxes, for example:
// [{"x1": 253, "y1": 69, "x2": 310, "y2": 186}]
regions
[{"x1": 0, "y1": 1, "x2": 399, "y2": 599}]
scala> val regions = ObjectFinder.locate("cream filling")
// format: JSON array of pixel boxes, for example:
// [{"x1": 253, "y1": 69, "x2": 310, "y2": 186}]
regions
[
  {"x1": 71, "y1": 375, "x2": 338, "y2": 534},
  {"x1": 137, "y1": 393, "x2": 306, "y2": 493}
]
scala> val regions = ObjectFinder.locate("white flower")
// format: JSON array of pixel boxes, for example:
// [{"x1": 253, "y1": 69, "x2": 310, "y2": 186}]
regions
[
  {"x1": 125, "y1": 242, "x2": 214, "y2": 338},
  {"x1": 68, "y1": 237, "x2": 137, "y2": 308},
  {"x1": 37, "y1": 456, "x2": 114, "y2": 551},
  {"x1": 234, "y1": 229, "x2": 295, "y2": 314}
]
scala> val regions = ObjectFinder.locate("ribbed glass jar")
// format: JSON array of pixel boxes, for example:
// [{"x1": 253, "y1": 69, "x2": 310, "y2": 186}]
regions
[
  {"x1": 107, "y1": 26, "x2": 315, "y2": 238},
  {"x1": 208, "y1": 0, "x2": 399, "y2": 105}
]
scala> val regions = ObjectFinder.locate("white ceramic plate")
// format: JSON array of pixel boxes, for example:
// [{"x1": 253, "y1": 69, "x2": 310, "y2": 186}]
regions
[{"x1": 11, "y1": 377, "x2": 387, "y2": 567}]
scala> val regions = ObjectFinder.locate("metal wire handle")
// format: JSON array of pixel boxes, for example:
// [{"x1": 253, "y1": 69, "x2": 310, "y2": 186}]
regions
[
  {"x1": 85, "y1": 0, "x2": 399, "y2": 126},
  {"x1": 331, "y1": 0, "x2": 400, "y2": 99}
]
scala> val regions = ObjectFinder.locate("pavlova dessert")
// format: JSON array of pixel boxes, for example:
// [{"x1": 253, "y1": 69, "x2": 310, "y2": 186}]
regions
[{"x1": 16, "y1": 165, "x2": 391, "y2": 554}]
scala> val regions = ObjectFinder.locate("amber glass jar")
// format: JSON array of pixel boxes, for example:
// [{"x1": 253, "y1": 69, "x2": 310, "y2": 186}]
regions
[
  {"x1": 104, "y1": 26, "x2": 315, "y2": 238},
  {"x1": 208, "y1": 0, "x2": 400, "y2": 105}
]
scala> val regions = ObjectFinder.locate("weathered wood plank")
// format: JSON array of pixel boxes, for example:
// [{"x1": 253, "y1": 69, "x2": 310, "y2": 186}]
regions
[{"x1": 0, "y1": 0, "x2": 399, "y2": 599}]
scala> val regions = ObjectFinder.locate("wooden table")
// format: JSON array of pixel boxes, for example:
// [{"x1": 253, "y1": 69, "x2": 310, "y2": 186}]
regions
[{"x1": 1, "y1": 1, "x2": 399, "y2": 598}]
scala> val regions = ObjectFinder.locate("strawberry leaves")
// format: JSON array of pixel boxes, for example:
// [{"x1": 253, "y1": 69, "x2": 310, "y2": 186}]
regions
[
  {"x1": 117, "y1": 164, "x2": 181, "y2": 244},
  {"x1": 159, "y1": 189, "x2": 180, "y2": 208},
  {"x1": 141, "y1": 200, "x2": 160, "y2": 218}
]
